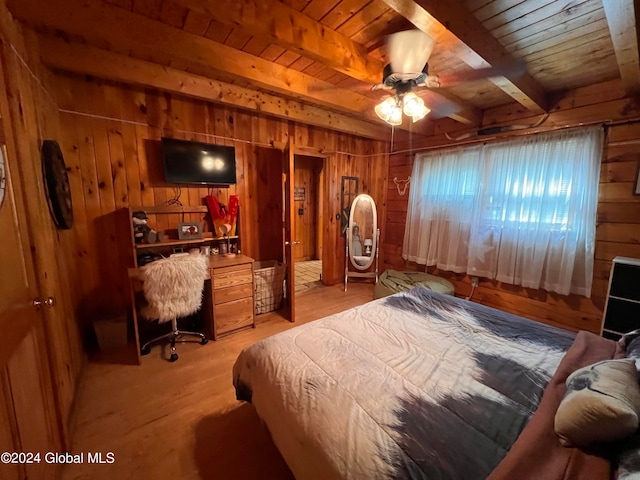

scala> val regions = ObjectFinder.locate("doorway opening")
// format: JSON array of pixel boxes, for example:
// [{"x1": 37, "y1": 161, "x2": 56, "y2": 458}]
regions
[{"x1": 293, "y1": 155, "x2": 324, "y2": 293}]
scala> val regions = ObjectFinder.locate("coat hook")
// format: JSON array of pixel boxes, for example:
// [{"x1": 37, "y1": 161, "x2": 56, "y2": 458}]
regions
[{"x1": 393, "y1": 176, "x2": 411, "y2": 196}]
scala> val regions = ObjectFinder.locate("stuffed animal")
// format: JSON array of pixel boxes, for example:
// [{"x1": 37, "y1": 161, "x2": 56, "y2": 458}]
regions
[{"x1": 132, "y1": 210, "x2": 157, "y2": 243}]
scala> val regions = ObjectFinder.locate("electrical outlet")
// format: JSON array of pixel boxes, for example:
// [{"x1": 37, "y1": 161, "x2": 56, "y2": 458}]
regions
[{"x1": 471, "y1": 276, "x2": 479, "y2": 287}]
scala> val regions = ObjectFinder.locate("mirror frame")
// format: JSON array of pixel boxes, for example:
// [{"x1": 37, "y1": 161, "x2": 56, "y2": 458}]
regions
[
  {"x1": 340, "y1": 176, "x2": 358, "y2": 236},
  {"x1": 347, "y1": 193, "x2": 377, "y2": 271}
]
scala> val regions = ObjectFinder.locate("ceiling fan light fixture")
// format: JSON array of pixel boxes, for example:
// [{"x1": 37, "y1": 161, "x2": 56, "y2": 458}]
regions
[
  {"x1": 376, "y1": 93, "x2": 430, "y2": 126},
  {"x1": 375, "y1": 96, "x2": 403, "y2": 125},
  {"x1": 389, "y1": 106, "x2": 403, "y2": 125},
  {"x1": 402, "y1": 92, "x2": 421, "y2": 116},
  {"x1": 411, "y1": 104, "x2": 430, "y2": 122},
  {"x1": 411, "y1": 109, "x2": 429, "y2": 123},
  {"x1": 402, "y1": 92, "x2": 430, "y2": 123}
]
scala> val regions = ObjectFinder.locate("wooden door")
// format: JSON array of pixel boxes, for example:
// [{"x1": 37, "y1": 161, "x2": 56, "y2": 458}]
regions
[
  {"x1": 248, "y1": 147, "x2": 284, "y2": 262},
  {"x1": 0, "y1": 35, "x2": 82, "y2": 446},
  {"x1": 0, "y1": 145, "x2": 61, "y2": 479},
  {"x1": 293, "y1": 155, "x2": 323, "y2": 262},
  {"x1": 282, "y1": 135, "x2": 296, "y2": 322}
]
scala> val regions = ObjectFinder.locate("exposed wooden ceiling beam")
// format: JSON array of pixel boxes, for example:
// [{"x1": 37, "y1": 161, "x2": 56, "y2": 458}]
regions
[
  {"x1": 172, "y1": 0, "x2": 382, "y2": 85},
  {"x1": 160, "y1": 0, "x2": 481, "y2": 125},
  {"x1": 380, "y1": 0, "x2": 549, "y2": 113},
  {"x1": 38, "y1": 35, "x2": 391, "y2": 140},
  {"x1": 602, "y1": 0, "x2": 640, "y2": 96},
  {"x1": 8, "y1": 0, "x2": 375, "y2": 116},
  {"x1": 8, "y1": 0, "x2": 481, "y2": 126}
]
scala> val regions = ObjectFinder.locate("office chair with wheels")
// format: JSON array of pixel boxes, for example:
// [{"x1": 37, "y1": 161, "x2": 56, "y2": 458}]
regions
[{"x1": 140, "y1": 254, "x2": 209, "y2": 362}]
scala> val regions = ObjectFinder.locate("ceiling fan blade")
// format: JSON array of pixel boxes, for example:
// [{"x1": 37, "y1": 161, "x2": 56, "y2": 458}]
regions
[
  {"x1": 414, "y1": 89, "x2": 465, "y2": 120},
  {"x1": 436, "y1": 60, "x2": 527, "y2": 88},
  {"x1": 387, "y1": 30, "x2": 435, "y2": 76},
  {"x1": 415, "y1": 75, "x2": 441, "y2": 88},
  {"x1": 371, "y1": 83, "x2": 393, "y2": 92}
]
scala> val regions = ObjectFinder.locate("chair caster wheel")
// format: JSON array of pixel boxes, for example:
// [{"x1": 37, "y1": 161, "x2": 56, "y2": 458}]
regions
[
  {"x1": 141, "y1": 345, "x2": 151, "y2": 355},
  {"x1": 169, "y1": 353, "x2": 178, "y2": 362},
  {"x1": 201, "y1": 337, "x2": 208, "y2": 345}
]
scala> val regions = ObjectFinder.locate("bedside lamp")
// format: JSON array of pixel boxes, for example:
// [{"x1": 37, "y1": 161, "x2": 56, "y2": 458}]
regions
[{"x1": 364, "y1": 239, "x2": 373, "y2": 256}]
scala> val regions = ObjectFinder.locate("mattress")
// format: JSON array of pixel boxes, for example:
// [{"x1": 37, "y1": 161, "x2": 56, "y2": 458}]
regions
[{"x1": 233, "y1": 287, "x2": 577, "y2": 479}]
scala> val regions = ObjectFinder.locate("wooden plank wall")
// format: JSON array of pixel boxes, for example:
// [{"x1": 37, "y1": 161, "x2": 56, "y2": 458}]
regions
[
  {"x1": 52, "y1": 72, "x2": 389, "y2": 327},
  {"x1": 293, "y1": 125, "x2": 390, "y2": 276},
  {"x1": 247, "y1": 146, "x2": 283, "y2": 263},
  {"x1": 383, "y1": 80, "x2": 640, "y2": 334},
  {"x1": 596, "y1": 123, "x2": 640, "y2": 286},
  {"x1": 0, "y1": 7, "x2": 84, "y2": 442}
]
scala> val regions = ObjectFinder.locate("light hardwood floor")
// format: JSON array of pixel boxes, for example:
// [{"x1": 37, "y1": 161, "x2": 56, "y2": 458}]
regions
[{"x1": 62, "y1": 283, "x2": 375, "y2": 480}]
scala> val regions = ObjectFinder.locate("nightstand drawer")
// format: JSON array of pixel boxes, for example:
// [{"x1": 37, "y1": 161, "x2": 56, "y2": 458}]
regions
[
  {"x1": 215, "y1": 297, "x2": 254, "y2": 335},
  {"x1": 213, "y1": 269, "x2": 253, "y2": 289},
  {"x1": 213, "y1": 283, "x2": 253, "y2": 305},
  {"x1": 214, "y1": 263, "x2": 252, "y2": 276}
]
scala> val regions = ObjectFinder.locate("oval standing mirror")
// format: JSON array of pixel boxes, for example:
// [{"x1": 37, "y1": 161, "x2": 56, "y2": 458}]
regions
[{"x1": 348, "y1": 194, "x2": 377, "y2": 271}]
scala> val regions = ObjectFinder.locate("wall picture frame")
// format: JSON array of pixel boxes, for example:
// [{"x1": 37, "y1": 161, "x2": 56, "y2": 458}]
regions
[
  {"x1": 294, "y1": 187, "x2": 306, "y2": 201},
  {"x1": 178, "y1": 221, "x2": 203, "y2": 240}
]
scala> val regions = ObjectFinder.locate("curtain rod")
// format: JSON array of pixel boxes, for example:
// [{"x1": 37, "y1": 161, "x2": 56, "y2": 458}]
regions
[{"x1": 391, "y1": 116, "x2": 640, "y2": 157}]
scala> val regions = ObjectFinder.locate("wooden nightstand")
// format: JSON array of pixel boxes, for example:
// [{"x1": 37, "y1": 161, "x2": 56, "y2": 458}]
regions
[{"x1": 203, "y1": 254, "x2": 256, "y2": 339}]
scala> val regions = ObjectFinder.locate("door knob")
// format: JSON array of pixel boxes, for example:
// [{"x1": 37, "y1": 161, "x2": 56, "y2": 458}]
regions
[
  {"x1": 33, "y1": 297, "x2": 55, "y2": 309},
  {"x1": 285, "y1": 241, "x2": 301, "y2": 246}
]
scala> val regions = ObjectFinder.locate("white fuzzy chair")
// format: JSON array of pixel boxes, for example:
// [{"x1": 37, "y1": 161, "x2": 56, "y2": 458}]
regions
[{"x1": 140, "y1": 254, "x2": 209, "y2": 362}]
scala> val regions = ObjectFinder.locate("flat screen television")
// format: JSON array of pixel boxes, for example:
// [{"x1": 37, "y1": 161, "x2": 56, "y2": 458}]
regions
[{"x1": 161, "y1": 137, "x2": 237, "y2": 185}]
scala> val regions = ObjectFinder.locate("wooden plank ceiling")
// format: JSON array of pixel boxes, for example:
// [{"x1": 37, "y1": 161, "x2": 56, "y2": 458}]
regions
[{"x1": 7, "y1": 0, "x2": 638, "y2": 139}]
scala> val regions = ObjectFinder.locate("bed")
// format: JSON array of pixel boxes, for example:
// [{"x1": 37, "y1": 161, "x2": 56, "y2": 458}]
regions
[{"x1": 233, "y1": 287, "x2": 632, "y2": 479}]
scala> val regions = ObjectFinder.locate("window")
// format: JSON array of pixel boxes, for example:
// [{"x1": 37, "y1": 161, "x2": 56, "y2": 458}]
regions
[{"x1": 402, "y1": 126, "x2": 603, "y2": 296}]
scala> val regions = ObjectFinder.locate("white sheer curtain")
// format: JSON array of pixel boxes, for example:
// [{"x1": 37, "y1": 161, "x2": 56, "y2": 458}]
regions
[
  {"x1": 403, "y1": 144, "x2": 482, "y2": 271},
  {"x1": 403, "y1": 126, "x2": 603, "y2": 296}
]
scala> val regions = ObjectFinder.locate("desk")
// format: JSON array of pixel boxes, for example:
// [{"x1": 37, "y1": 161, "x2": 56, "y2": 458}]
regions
[{"x1": 129, "y1": 254, "x2": 255, "y2": 364}]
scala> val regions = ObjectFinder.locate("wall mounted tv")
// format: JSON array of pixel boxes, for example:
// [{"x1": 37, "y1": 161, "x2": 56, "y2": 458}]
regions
[{"x1": 161, "y1": 137, "x2": 237, "y2": 185}]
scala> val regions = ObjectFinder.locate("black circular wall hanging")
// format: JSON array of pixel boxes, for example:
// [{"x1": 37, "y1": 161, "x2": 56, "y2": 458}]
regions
[{"x1": 42, "y1": 140, "x2": 73, "y2": 229}]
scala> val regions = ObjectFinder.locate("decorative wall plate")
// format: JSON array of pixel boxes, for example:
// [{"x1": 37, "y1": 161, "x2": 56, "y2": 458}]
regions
[{"x1": 42, "y1": 140, "x2": 73, "y2": 229}]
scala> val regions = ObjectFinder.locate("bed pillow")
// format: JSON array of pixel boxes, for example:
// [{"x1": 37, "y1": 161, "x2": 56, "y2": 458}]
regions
[{"x1": 554, "y1": 358, "x2": 640, "y2": 448}]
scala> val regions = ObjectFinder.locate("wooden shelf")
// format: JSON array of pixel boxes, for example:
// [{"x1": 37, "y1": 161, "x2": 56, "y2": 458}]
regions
[
  {"x1": 135, "y1": 236, "x2": 239, "y2": 250},
  {"x1": 130, "y1": 205, "x2": 208, "y2": 214}
]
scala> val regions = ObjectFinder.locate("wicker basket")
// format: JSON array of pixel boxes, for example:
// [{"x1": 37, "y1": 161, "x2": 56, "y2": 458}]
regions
[{"x1": 254, "y1": 260, "x2": 286, "y2": 314}]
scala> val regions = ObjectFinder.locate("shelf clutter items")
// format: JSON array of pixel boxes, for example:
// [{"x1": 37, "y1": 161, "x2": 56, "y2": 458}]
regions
[
  {"x1": 132, "y1": 210, "x2": 160, "y2": 244},
  {"x1": 206, "y1": 194, "x2": 238, "y2": 237},
  {"x1": 129, "y1": 199, "x2": 241, "y2": 267}
]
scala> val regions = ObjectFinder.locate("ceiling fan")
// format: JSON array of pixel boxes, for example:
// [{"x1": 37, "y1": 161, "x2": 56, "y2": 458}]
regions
[
  {"x1": 372, "y1": 30, "x2": 436, "y2": 125},
  {"x1": 373, "y1": 30, "x2": 525, "y2": 125}
]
